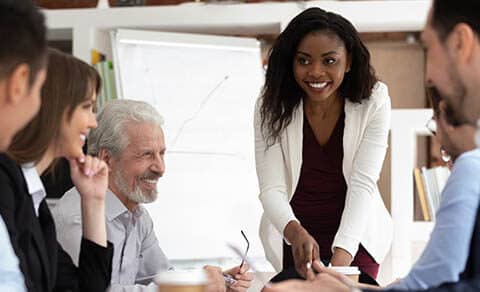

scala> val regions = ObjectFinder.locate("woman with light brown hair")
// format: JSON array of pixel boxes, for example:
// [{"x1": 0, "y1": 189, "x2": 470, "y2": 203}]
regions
[{"x1": 0, "y1": 48, "x2": 113, "y2": 292}]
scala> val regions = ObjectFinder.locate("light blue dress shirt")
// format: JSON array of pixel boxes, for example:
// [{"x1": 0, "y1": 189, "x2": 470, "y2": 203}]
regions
[
  {"x1": 388, "y1": 148, "x2": 480, "y2": 290},
  {"x1": 0, "y1": 215, "x2": 27, "y2": 292},
  {"x1": 52, "y1": 187, "x2": 172, "y2": 292}
]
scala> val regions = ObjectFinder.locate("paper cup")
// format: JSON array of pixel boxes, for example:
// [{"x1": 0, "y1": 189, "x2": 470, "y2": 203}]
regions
[
  {"x1": 330, "y1": 266, "x2": 360, "y2": 282},
  {"x1": 155, "y1": 270, "x2": 208, "y2": 292}
]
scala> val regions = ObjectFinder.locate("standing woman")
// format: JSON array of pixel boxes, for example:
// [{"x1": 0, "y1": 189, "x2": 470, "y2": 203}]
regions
[
  {"x1": 0, "y1": 48, "x2": 113, "y2": 292},
  {"x1": 255, "y1": 7, "x2": 392, "y2": 280}
]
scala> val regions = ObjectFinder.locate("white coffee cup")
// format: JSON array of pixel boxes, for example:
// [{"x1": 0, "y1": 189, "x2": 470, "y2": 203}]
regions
[
  {"x1": 155, "y1": 269, "x2": 208, "y2": 292},
  {"x1": 330, "y1": 266, "x2": 360, "y2": 282}
]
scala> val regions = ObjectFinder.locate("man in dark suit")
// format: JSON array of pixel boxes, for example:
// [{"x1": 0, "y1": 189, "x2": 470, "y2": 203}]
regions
[
  {"x1": 263, "y1": 1, "x2": 480, "y2": 291},
  {"x1": 0, "y1": 1, "x2": 48, "y2": 291},
  {"x1": 0, "y1": 0, "x2": 47, "y2": 151}
]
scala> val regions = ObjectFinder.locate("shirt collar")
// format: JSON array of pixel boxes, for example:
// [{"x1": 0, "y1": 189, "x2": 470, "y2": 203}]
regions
[
  {"x1": 21, "y1": 163, "x2": 46, "y2": 198},
  {"x1": 105, "y1": 189, "x2": 144, "y2": 221},
  {"x1": 21, "y1": 163, "x2": 47, "y2": 217}
]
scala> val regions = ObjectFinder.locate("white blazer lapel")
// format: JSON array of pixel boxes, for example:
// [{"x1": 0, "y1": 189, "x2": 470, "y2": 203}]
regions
[
  {"x1": 284, "y1": 101, "x2": 304, "y2": 200},
  {"x1": 343, "y1": 100, "x2": 361, "y2": 182}
]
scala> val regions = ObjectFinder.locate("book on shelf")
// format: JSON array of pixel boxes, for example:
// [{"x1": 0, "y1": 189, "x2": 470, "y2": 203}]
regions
[
  {"x1": 94, "y1": 60, "x2": 117, "y2": 109},
  {"x1": 413, "y1": 166, "x2": 450, "y2": 221}
]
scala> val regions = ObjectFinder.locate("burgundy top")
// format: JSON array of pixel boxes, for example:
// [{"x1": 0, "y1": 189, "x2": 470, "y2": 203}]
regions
[{"x1": 282, "y1": 111, "x2": 379, "y2": 279}]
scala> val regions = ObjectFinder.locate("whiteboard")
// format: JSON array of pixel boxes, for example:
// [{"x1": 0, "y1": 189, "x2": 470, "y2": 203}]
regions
[{"x1": 111, "y1": 29, "x2": 266, "y2": 262}]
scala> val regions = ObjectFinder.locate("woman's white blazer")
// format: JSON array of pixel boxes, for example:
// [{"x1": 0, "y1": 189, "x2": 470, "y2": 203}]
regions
[{"x1": 255, "y1": 81, "x2": 393, "y2": 271}]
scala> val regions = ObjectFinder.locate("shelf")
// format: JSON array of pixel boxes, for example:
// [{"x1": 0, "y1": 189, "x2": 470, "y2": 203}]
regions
[
  {"x1": 43, "y1": 0, "x2": 431, "y2": 62},
  {"x1": 388, "y1": 109, "x2": 434, "y2": 280},
  {"x1": 44, "y1": 1, "x2": 430, "y2": 32}
]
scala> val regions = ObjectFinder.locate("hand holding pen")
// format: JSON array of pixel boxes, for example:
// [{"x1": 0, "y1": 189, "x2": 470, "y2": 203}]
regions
[{"x1": 223, "y1": 230, "x2": 253, "y2": 291}]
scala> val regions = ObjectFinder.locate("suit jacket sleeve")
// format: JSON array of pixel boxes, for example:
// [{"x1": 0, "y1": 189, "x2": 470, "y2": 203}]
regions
[
  {"x1": 55, "y1": 238, "x2": 113, "y2": 292},
  {"x1": 421, "y1": 279, "x2": 480, "y2": 292},
  {"x1": 364, "y1": 278, "x2": 480, "y2": 292},
  {"x1": 374, "y1": 201, "x2": 480, "y2": 292},
  {"x1": 0, "y1": 163, "x2": 32, "y2": 289}
]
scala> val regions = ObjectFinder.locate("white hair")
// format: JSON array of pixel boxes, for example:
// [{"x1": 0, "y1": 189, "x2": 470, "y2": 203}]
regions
[{"x1": 88, "y1": 99, "x2": 164, "y2": 157}]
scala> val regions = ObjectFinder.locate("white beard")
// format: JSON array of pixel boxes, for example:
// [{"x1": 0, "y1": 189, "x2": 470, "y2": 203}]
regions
[{"x1": 113, "y1": 168, "x2": 158, "y2": 204}]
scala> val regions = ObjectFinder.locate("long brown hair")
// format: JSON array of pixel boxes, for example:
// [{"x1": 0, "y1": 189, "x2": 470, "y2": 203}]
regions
[
  {"x1": 260, "y1": 8, "x2": 377, "y2": 146},
  {"x1": 8, "y1": 48, "x2": 101, "y2": 165}
]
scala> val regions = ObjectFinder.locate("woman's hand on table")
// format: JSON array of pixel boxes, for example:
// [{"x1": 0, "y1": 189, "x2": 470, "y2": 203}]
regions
[{"x1": 284, "y1": 221, "x2": 320, "y2": 280}]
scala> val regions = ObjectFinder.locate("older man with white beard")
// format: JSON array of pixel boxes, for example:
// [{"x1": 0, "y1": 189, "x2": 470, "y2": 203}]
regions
[{"x1": 52, "y1": 100, "x2": 252, "y2": 292}]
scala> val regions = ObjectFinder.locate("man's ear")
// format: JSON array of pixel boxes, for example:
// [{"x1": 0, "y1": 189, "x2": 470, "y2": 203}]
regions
[
  {"x1": 98, "y1": 148, "x2": 113, "y2": 168},
  {"x1": 449, "y1": 23, "x2": 476, "y2": 65},
  {"x1": 5, "y1": 64, "x2": 30, "y2": 105}
]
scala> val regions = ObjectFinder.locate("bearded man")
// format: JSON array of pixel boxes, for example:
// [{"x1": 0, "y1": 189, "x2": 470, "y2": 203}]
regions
[{"x1": 52, "y1": 99, "x2": 252, "y2": 292}]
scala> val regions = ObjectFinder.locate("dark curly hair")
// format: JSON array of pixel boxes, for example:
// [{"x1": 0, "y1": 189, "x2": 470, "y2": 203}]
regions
[{"x1": 260, "y1": 7, "x2": 377, "y2": 145}]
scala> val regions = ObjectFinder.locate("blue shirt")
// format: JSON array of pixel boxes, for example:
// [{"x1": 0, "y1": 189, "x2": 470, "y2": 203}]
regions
[
  {"x1": 388, "y1": 149, "x2": 480, "y2": 290},
  {"x1": 0, "y1": 215, "x2": 27, "y2": 292}
]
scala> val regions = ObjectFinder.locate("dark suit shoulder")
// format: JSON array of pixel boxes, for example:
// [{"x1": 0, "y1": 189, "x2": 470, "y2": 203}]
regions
[
  {"x1": 0, "y1": 154, "x2": 25, "y2": 217},
  {"x1": 0, "y1": 153, "x2": 25, "y2": 189},
  {"x1": 0, "y1": 154, "x2": 29, "y2": 220}
]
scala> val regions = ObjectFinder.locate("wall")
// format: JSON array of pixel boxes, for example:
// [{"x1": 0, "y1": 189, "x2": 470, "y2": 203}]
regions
[{"x1": 365, "y1": 34, "x2": 427, "y2": 215}]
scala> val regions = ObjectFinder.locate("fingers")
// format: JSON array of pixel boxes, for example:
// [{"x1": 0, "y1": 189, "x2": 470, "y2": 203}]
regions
[
  {"x1": 225, "y1": 266, "x2": 252, "y2": 281},
  {"x1": 317, "y1": 266, "x2": 341, "y2": 277},
  {"x1": 312, "y1": 260, "x2": 324, "y2": 273},
  {"x1": 305, "y1": 242, "x2": 320, "y2": 280},
  {"x1": 312, "y1": 243, "x2": 320, "y2": 262},
  {"x1": 305, "y1": 268, "x2": 315, "y2": 281},
  {"x1": 304, "y1": 242, "x2": 313, "y2": 267},
  {"x1": 314, "y1": 273, "x2": 352, "y2": 291},
  {"x1": 315, "y1": 266, "x2": 355, "y2": 287},
  {"x1": 203, "y1": 265, "x2": 226, "y2": 292},
  {"x1": 204, "y1": 265, "x2": 223, "y2": 274},
  {"x1": 293, "y1": 238, "x2": 318, "y2": 279},
  {"x1": 90, "y1": 158, "x2": 108, "y2": 177},
  {"x1": 228, "y1": 277, "x2": 253, "y2": 292},
  {"x1": 82, "y1": 155, "x2": 94, "y2": 176},
  {"x1": 224, "y1": 266, "x2": 240, "y2": 276},
  {"x1": 235, "y1": 271, "x2": 253, "y2": 281},
  {"x1": 74, "y1": 155, "x2": 107, "y2": 177},
  {"x1": 224, "y1": 265, "x2": 254, "y2": 292},
  {"x1": 293, "y1": 244, "x2": 306, "y2": 278},
  {"x1": 261, "y1": 280, "x2": 312, "y2": 292},
  {"x1": 239, "y1": 263, "x2": 249, "y2": 274}
]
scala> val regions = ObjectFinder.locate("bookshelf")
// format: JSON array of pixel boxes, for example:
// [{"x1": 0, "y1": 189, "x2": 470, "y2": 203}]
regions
[
  {"x1": 387, "y1": 109, "x2": 435, "y2": 280},
  {"x1": 43, "y1": 0, "x2": 431, "y2": 63}
]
